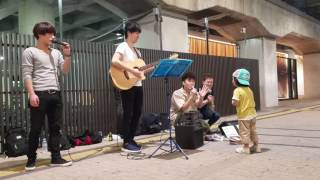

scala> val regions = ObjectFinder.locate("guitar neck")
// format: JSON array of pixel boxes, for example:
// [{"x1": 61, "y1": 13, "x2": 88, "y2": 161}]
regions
[
  {"x1": 138, "y1": 53, "x2": 179, "y2": 71},
  {"x1": 139, "y1": 60, "x2": 159, "y2": 71}
]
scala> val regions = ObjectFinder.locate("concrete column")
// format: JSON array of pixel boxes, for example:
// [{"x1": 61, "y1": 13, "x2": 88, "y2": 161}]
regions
[
  {"x1": 136, "y1": 13, "x2": 188, "y2": 53},
  {"x1": 161, "y1": 16, "x2": 188, "y2": 53},
  {"x1": 238, "y1": 37, "x2": 279, "y2": 108},
  {"x1": 19, "y1": 0, "x2": 55, "y2": 35},
  {"x1": 303, "y1": 53, "x2": 320, "y2": 99},
  {"x1": 136, "y1": 12, "x2": 161, "y2": 50}
]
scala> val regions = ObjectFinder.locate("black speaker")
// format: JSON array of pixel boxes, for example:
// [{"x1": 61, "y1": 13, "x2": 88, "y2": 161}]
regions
[
  {"x1": 159, "y1": 113, "x2": 170, "y2": 130},
  {"x1": 175, "y1": 124, "x2": 203, "y2": 149}
]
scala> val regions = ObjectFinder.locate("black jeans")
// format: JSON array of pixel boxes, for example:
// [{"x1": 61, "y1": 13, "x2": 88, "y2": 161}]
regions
[
  {"x1": 27, "y1": 91, "x2": 62, "y2": 160},
  {"x1": 120, "y1": 86, "x2": 143, "y2": 143}
]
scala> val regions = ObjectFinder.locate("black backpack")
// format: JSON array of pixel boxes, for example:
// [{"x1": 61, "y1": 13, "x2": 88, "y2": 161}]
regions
[
  {"x1": 140, "y1": 113, "x2": 162, "y2": 135},
  {"x1": 4, "y1": 128, "x2": 29, "y2": 157},
  {"x1": 48, "y1": 130, "x2": 72, "y2": 151},
  {"x1": 59, "y1": 132, "x2": 72, "y2": 150}
]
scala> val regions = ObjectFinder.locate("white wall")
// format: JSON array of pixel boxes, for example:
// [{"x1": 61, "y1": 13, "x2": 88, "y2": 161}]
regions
[
  {"x1": 239, "y1": 38, "x2": 279, "y2": 108},
  {"x1": 161, "y1": 16, "x2": 189, "y2": 53},
  {"x1": 303, "y1": 53, "x2": 320, "y2": 99}
]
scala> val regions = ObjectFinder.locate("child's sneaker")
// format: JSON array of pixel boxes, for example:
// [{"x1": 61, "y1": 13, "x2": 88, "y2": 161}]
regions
[
  {"x1": 251, "y1": 145, "x2": 261, "y2": 153},
  {"x1": 235, "y1": 147, "x2": 251, "y2": 154}
]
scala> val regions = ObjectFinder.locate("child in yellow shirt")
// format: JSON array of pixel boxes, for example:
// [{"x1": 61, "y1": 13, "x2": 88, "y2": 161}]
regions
[{"x1": 232, "y1": 69, "x2": 261, "y2": 154}]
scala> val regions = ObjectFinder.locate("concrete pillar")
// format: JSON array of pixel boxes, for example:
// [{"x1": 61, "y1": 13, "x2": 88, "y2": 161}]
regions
[
  {"x1": 136, "y1": 13, "x2": 188, "y2": 53},
  {"x1": 238, "y1": 37, "x2": 279, "y2": 108},
  {"x1": 161, "y1": 16, "x2": 188, "y2": 53},
  {"x1": 19, "y1": 0, "x2": 55, "y2": 35},
  {"x1": 303, "y1": 53, "x2": 320, "y2": 99},
  {"x1": 136, "y1": 12, "x2": 161, "y2": 50}
]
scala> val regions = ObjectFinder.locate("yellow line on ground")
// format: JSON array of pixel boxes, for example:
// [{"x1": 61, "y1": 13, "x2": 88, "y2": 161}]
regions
[
  {"x1": 0, "y1": 134, "x2": 169, "y2": 177},
  {"x1": 257, "y1": 104, "x2": 320, "y2": 120},
  {"x1": 1, "y1": 104, "x2": 320, "y2": 177}
]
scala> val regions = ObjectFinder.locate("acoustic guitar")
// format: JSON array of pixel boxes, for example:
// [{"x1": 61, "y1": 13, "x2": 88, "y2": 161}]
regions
[{"x1": 109, "y1": 53, "x2": 178, "y2": 90}]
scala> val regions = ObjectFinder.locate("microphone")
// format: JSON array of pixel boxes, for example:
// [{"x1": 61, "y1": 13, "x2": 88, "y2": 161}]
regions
[
  {"x1": 191, "y1": 86, "x2": 197, "y2": 94},
  {"x1": 52, "y1": 38, "x2": 67, "y2": 46}
]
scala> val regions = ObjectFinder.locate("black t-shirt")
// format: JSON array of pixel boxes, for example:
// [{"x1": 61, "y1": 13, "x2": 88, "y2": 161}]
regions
[
  {"x1": 203, "y1": 91, "x2": 213, "y2": 100},
  {"x1": 199, "y1": 89, "x2": 214, "y2": 110}
]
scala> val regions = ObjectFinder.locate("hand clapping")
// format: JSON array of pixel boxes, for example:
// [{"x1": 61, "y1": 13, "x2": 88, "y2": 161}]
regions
[{"x1": 199, "y1": 85, "x2": 210, "y2": 98}]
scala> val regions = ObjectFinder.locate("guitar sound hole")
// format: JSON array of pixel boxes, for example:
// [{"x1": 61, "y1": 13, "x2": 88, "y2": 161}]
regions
[{"x1": 124, "y1": 71, "x2": 129, "y2": 80}]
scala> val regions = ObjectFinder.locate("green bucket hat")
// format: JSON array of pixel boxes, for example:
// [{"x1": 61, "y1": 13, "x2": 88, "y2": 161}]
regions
[{"x1": 232, "y1": 69, "x2": 250, "y2": 86}]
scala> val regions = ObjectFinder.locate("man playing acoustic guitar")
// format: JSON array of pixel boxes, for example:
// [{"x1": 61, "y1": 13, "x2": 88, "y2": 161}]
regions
[{"x1": 111, "y1": 21, "x2": 154, "y2": 153}]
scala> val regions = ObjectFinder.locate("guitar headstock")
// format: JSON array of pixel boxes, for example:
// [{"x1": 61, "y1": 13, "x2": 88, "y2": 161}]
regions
[{"x1": 169, "y1": 53, "x2": 179, "y2": 59}]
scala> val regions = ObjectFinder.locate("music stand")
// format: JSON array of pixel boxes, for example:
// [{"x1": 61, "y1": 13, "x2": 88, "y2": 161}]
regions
[{"x1": 148, "y1": 58, "x2": 192, "y2": 160}]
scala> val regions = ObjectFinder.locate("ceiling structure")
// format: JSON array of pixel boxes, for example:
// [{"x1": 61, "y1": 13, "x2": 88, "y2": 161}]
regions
[
  {"x1": 0, "y1": 0, "x2": 157, "y2": 42},
  {"x1": 1, "y1": 0, "x2": 320, "y2": 53},
  {"x1": 281, "y1": 0, "x2": 320, "y2": 21}
]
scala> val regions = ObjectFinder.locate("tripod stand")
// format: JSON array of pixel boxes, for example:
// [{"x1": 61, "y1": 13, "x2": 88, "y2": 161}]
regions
[{"x1": 148, "y1": 58, "x2": 192, "y2": 160}]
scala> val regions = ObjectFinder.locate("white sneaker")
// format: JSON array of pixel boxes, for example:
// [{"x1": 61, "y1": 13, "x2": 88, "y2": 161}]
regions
[{"x1": 235, "y1": 147, "x2": 251, "y2": 154}]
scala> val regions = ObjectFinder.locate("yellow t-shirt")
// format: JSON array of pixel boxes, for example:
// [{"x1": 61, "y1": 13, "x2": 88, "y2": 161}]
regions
[{"x1": 232, "y1": 87, "x2": 257, "y2": 120}]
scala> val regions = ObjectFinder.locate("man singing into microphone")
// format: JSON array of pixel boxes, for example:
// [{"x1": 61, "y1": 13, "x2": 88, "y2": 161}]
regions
[
  {"x1": 170, "y1": 72, "x2": 209, "y2": 125},
  {"x1": 22, "y1": 22, "x2": 72, "y2": 171}
]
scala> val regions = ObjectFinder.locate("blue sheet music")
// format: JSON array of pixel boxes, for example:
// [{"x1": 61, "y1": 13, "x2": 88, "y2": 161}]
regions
[{"x1": 150, "y1": 59, "x2": 193, "y2": 78}]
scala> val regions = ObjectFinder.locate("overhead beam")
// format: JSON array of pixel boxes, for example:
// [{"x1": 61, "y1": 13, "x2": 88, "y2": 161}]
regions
[
  {"x1": 65, "y1": 21, "x2": 120, "y2": 40},
  {"x1": 54, "y1": 0, "x2": 95, "y2": 17},
  {"x1": 86, "y1": 22, "x2": 121, "y2": 38},
  {"x1": 80, "y1": 5, "x2": 113, "y2": 16},
  {"x1": 306, "y1": 1, "x2": 320, "y2": 7},
  {"x1": 207, "y1": 13, "x2": 229, "y2": 21},
  {"x1": 64, "y1": 27, "x2": 94, "y2": 39},
  {"x1": 42, "y1": 0, "x2": 55, "y2": 5},
  {"x1": 0, "y1": 0, "x2": 19, "y2": 20},
  {"x1": 188, "y1": 19, "x2": 235, "y2": 42},
  {"x1": 62, "y1": 15, "x2": 110, "y2": 32},
  {"x1": 94, "y1": 0, "x2": 127, "y2": 19}
]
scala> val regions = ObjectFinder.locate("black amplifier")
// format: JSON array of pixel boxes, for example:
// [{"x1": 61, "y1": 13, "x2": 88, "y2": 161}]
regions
[{"x1": 175, "y1": 123, "x2": 203, "y2": 149}]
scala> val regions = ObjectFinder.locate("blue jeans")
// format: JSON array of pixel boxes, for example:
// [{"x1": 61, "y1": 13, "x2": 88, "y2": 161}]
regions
[{"x1": 199, "y1": 106, "x2": 220, "y2": 125}]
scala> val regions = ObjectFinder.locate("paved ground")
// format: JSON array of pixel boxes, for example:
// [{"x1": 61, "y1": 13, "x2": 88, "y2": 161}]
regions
[{"x1": 1, "y1": 99, "x2": 320, "y2": 180}]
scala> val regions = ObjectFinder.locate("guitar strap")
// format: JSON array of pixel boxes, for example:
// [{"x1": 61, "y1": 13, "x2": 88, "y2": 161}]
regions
[{"x1": 133, "y1": 47, "x2": 142, "y2": 59}]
